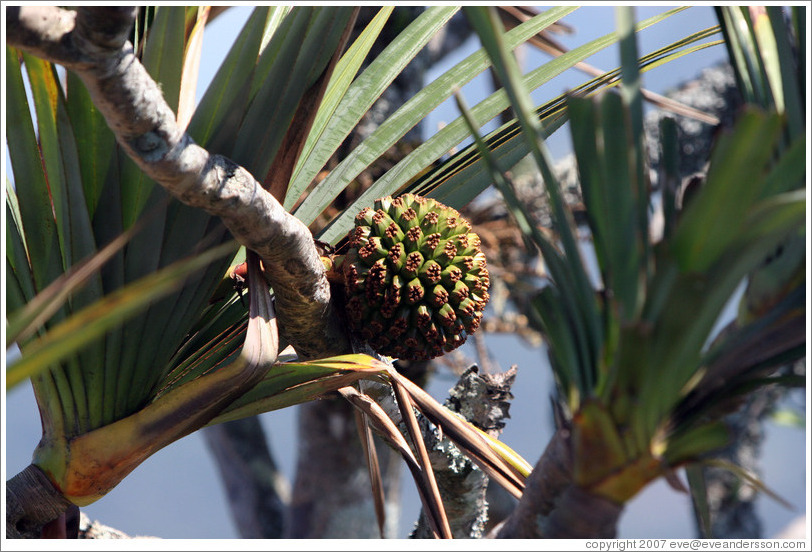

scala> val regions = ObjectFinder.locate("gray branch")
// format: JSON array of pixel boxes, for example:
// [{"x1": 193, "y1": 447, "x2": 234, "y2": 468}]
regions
[
  {"x1": 77, "y1": 513, "x2": 154, "y2": 539},
  {"x1": 5, "y1": 6, "x2": 348, "y2": 360},
  {"x1": 410, "y1": 366, "x2": 518, "y2": 539},
  {"x1": 286, "y1": 397, "x2": 403, "y2": 538},
  {"x1": 203, "y1": 418, "x2": 289, "y2": 538}
]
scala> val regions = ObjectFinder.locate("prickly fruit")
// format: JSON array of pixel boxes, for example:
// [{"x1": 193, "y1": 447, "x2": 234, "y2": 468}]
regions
[{"x1": 338, "y1": 194, "x2": 489, "y2": 360}]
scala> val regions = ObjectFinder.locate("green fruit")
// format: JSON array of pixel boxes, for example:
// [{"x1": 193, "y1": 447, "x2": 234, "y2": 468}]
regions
[{"x1": 339, "y1": 194, "x2": 490, "y2": 360}]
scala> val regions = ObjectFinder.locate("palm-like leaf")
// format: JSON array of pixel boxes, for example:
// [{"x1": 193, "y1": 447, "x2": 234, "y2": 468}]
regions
[
  {"x1": 146, "y1": 6, "x2": 706, "y2": 386},
  {"x1": 459, "y1": 5, "x2": 805, "y2": 512}
]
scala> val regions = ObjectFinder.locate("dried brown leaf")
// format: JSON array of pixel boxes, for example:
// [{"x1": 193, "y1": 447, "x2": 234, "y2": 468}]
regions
[
  {"x1": 353, "y1": 408, "x2": 386, "y2": 538},
  {"x1": 388, "y1": 370, "x2": 527, "y2": 499},
  {"x1": 391, "y1": 377, "x2": 452, "y2": 538}
]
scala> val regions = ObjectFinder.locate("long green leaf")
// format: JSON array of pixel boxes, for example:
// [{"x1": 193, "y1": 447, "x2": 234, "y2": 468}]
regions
[
  {"x1": 142, "y1": 7, "x2": 186, "y2": 114},
  {"x1": 113, "y1": 195, "x2": 169, "y2": 417},
  {"x1": 6, "y1": 48, "x2": 64, "y2": 294},
  {"x1": 411, "y1": 15, "x2": 716, "y2": 211},
  {"x1": 7, "y1": 241, "x2": 237, "y2": 390},
  {"x1": 569, "y1": 93, "x2": 642, "y2": 325},
  {"x1": 136, "y1": 8, "x2": 245, "y2": 399},
  {"x1": 751, "y1": 7, "x2": 783, "y2": 111},
  {"x1": 101, "y1": 8, "x2": 281, "y2": 423},
  {"x1": 686, "y1": 465, "x2": 713, "y2": 538},
  {"x1": 118, "y1": 7, "x2": 186, "y2": 229},
  {"x1": 323, "y1": 11, "x2": 705, "y2": 238},
  {"x1": 671, "y1": 109, "x2": 783, "y2": 272},
  {"x1": 135, "y1": 215, "x2": 234, "y2": 400},
  {"x1": 16, "y1": 52, "x2": 99, "y2": 429},
  {"x1": 65, "y1": 71, "x2": 116, "y2": 219},
  {"x1": 719, "y1": 8, "x2": 772, "y2": 107},
  {"x1": 115, "y1": 9, "x2": 241, "y2": 417},
  {"x1": 157, "y1": 298, "x2": 249, "y2": 395},
  {"x1": 298, "y1": 6, "x2": 579, "y2": 236},
  {"x1": 531, "y1": 287, "x2": 578, "y2": 399},
  {"x1": 638, "y1": 188, "x2": 804, "y2": 442},
  {"x1": 452, "y1": 91, "x2": 538, "y2": 242},
  {"x1": 6, "y1": 221, "x2": 140, "y2": 347},
  {"x1": 289, "y1": 6, "x2": 395, "y2": 200},
  {"x1": 453, "y1": 89, "x2": 594, "y2": 396},
  {"x1": 188, "y1": 7, "x2": 275, "y2": 147},
  {"x1": 762, "y1": 134, "x2": 806, "y2": 197},
  {"x1": 6, "y1": 237, "x2": 31, "y2": 321},
  {"x1": 767, "y1": 7, "x2": 803, "y2": 138},
  {"x1": 210, "y1": 354, "x2": 390, "y2": 423},
  {"x1": 659, "y1": 116, "x2": 680, "y2": 241},
  {"x1": 23, "y1": 54, "x2": 72, "y2": 269},
  {"x1": 129, "y1": 9, "x2": 353, "y2": 406},
  {"x1": 616, "y1": 6, "x2": 650, "y2": 301},
  {"x1": 465, "y1": 6, "x2": 603, "y2": 391},
  {"x1": 49, "y1": 60, "x2": 112, "y2": 426},
  {"x1": 662, "y1": 422, "x2": 730, "y2": 464},
  {"x1": 285, "y1": 6, "x2": 458, "y2": 210},
  {"x1": 5, "y1": 182, "x2": 35, "y2": 314},
  {"x1": 231, "y1": 7, "x2": 356, "y2": 180},
  {"x1": 715, "y1": 8, "x2": 754, "y2": 103}
]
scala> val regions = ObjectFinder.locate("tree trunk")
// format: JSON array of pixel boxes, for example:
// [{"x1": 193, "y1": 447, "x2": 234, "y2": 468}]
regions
[
  {"x1": 285, "y1": 397, "x2": 401, "y2": 538},
  {"x1": 203, "y1": 418, "x2": 289, "y2": 538},
  {"x1": 493, "y1": 428, "x2": 623, "y2": 538},
  {"x1": 6, "y1": 465, "x2": 75, "y2": 539}
]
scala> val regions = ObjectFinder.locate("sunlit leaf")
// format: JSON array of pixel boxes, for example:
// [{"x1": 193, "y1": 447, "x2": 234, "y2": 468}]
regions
[
  {"x1": 230, "y1": 7, "x2": 356, "y2": 180},
  {"x1": 177, "y1": 6, "x2": 210, "y2": 131},
  {"x1": 286, "y1": 6, "x2": 458, "y2": 211},
  {"x1": 302, "y1": 6, "x2": 579, "y2": 240},
  {"x1": 188, "y1": 7, "x2": 275, "y2": 147},
  {"x1": 210, "y1": 354, "x2": 389, "y2": 423}
]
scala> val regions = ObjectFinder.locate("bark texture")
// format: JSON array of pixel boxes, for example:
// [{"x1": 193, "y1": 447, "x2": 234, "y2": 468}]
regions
[
  {"x1": 493, "y1": 428, "x2": 623, "y2": 538},
  {"x1": 411, "y1": 366, "x2": 519, "y2": 539},
  {"x1": 6, "y1": 465, "x2": 76, "y2": 539}
]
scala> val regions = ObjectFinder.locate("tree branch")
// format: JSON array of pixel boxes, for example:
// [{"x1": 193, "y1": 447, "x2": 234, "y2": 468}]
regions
[
  {"x1": 492, "y1": 428, "x2": 623, "y2": 538},
  {"x1": 286, "y1": 397, "x2": 403, "y2": 538},
  {"x1": 5, "y1": 5, "x2": 349, "y2": 359},
  {"x1": 411, "y1": 366, "x2": 518, "y2": 539},
  {"x1": 203, "y1": 418, "x2": 289, "y2": 538},
  {"x1": 6, "y1": 465, "x2": 76, "y2": 538},
  {"x1": 77, "y1": 513, "x2": 149, "y2": 539}
]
